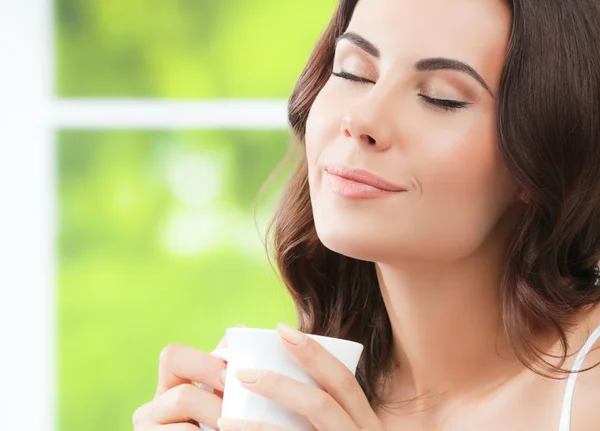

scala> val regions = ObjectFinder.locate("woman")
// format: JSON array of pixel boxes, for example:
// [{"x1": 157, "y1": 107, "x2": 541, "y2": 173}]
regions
[{"x1": 133, "y1": 0, "x2": 600, "y2": 429}]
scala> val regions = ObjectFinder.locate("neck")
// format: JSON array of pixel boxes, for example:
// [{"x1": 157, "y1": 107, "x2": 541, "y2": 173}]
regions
[{"x1": 377, "y1": 209, "x2": 527, "y2": 408}]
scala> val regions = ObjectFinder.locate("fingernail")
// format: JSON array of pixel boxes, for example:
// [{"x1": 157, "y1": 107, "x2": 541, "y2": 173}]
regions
[
  {"x1": 219, "y1": 369, "x2": 227, "y2": 384},
  {"x1": 276, "y1": 323, "x2": 306, "y2": 346},
  {"x1": 218, "y1": 417, "x2": 247, "y2": 431},
  {"x1": 234, "y1": 368, "x2": 265, "y2": 384}
]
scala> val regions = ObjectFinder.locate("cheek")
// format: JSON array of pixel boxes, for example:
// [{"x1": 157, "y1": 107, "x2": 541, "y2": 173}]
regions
[
  {"x1": 305, "y1": 83, "x2": 343, "y2": 169},
  {"x1": 417, "y1": 117, "x2": 509, "y2": 197},
  {"x1": 410, "y1": 120, "x2": 516, "y2": 255}
]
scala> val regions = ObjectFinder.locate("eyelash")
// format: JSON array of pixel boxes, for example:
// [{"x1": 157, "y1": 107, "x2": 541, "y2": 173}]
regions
[{"x1": 331, "y1": 70, "x2": 470, "y2": 112}]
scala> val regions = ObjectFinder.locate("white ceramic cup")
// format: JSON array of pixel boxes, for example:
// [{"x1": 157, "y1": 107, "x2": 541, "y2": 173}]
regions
[{"x1": 199, "y1": 327, "x2": 364, "y2": 431}]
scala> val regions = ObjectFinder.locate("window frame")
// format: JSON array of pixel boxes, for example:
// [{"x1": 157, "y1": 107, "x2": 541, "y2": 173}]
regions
[{"x1": 0, "y1": 2, "x2": 287, "y2": 430}]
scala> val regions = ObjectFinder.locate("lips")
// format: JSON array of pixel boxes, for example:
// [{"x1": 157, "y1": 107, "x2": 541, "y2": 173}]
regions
[
  {"x1": 324, "y1": 164, "x2": 407, "y2": 192},
  {"x1": 323, "y1": 164, "x2": 407, "y2": 199}
]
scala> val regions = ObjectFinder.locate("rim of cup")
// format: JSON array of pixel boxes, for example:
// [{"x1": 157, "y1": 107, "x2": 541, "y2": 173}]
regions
[{"x1": 225, "y1": 327, "x2": 364, "y2": 349}]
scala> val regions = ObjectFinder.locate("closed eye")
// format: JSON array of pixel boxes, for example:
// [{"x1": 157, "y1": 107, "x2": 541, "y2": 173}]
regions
[
  {"x1": 418, "y1": 94, "x2": 471, "y2": 111},
  {"x1": 331, "y1": 70, "x2": 471, "y2": 112},
  {"x1": 331, "y1": 70, "x2": 376, "y2": 84}
]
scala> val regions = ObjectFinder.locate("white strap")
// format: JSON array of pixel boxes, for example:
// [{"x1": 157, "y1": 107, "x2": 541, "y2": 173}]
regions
[{"x1": 558, "y1": 325, "x2": 600, "y2": 431}]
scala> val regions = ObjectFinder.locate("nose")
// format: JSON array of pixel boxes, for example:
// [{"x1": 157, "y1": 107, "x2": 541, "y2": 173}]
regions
[{"x1": 340, "y1": 94, "x2": 394, "y2": 151}]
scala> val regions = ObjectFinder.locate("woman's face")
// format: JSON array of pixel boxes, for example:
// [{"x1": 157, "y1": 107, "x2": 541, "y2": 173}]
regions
[{"x1": 305, "y1": 0, "x2": 518, "y2": 263}]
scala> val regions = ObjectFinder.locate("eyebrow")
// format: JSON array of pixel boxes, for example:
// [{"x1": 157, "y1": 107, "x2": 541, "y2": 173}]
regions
[
  {"x1": 415, "y1": 58, "x2": 492, "y2": 95},
  {"x1": 335, "y1": 32, "x2": 493, "y2": 96},
  {"x1": 335, "y1": 32, "x2": 381, "y2": 58}
]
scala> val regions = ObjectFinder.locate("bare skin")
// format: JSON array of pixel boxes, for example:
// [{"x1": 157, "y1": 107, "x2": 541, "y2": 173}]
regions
[
  {"x1": 305, "y1": 0, "x2": 600, "y2": 429},
  {"x1": 375, "y1": 309, "x2": 600, "y2": 430},
  {"x1": 133, "y1": 0, "x2": 600, "y2": 430}
]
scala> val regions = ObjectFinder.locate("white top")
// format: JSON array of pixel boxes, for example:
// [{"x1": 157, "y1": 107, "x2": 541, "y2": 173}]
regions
[{"x1": 558, "y1": 324, "x2": 600, "y2": 431}]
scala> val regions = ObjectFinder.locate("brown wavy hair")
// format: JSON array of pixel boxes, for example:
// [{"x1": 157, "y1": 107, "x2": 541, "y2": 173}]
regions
[{"x1": 266, "y1": 0, "x2": 600, "y2": 409}]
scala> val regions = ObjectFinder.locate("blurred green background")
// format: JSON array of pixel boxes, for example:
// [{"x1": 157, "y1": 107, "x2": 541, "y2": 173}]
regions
[{"x1": 55, "y1": 1, "x2": 335, "y2": 430}]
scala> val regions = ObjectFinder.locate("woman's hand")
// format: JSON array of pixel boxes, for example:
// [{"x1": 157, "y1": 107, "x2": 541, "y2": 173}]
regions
[
  {"x1": 217, "y1": 323, "x2": 384, "y2": 431},
  {"x1": 132, "y1": 331, "x2": 234, "y2": 430}
]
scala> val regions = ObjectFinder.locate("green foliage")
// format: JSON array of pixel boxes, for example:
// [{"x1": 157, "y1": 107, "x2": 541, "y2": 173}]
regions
[
  {"x1": 58, "y1": 130, "x2": 301, "y2": 430},
  {"x1": 56, "y1": 1, "x2": 335, "y2": 429},
  {"x1": 55, "y1": 0, "x2": 336, "y2": 98}
]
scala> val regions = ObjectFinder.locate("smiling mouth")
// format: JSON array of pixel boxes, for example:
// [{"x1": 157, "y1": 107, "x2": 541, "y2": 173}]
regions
[{"x1": 324, "y1": 165, "x2": 407, "y2": 199}]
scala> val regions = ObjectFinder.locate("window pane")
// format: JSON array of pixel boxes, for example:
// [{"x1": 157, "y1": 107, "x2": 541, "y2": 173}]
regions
[
  {"x1": 58, "y1": 129, "x2": 297, "y2": 431},
  {"x1": 55, "y1": 0, "x2": 335, "y2": 98}
]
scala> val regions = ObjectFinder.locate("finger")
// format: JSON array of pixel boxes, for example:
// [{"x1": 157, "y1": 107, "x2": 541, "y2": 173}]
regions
[
  {"x1": 235, "y1": 370, "x2": 358, "y2": 431},
  {"x1": 276, "y1": 324, "x2": 379, "y2": 430},
  {"x1": 204, "y1": 324, "x2": 244, "y2": 397},
  {"x1": 134, "y1": 421, "x2": 199, "y2": 430},
  {"x1": 217, "y1": 417, "x2": 293, "y2": 431},
  {"x1": 137, "y1": 383, "x2": 222, "y2": 428},
  {"x1": 162, "y1": 424, "x2": 202, "y2": 431},
  {"x1": 190, "y1": 323, "x2": 245, "y2": 396},
  {"x1": 136, "y1": 424, "x2": 199, "y2": 431},
  {"x1": 155, "y1": 344, "x2": 226, "y2": 398},
  {"x1": 206, "y1": 334, "x2": 230, "y2": 399}
]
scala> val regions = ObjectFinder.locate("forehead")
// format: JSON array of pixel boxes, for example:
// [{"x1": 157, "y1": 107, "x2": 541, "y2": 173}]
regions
[{"x1": 346, "y1": 0, "x2": 511, "y2": 87}]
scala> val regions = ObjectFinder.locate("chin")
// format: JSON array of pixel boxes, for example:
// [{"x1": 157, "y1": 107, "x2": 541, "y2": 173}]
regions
[
  {"x1": 313, "y1": 218, "x2": 393, "y2": 263},
  {"x1": 310, "y1": 198, "x2": 401, "y2": 263}
]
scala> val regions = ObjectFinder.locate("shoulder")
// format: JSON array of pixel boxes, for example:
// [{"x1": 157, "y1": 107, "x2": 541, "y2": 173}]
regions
[{"x1": 568, "y1": 310, "x2": 600, "y2": 431}]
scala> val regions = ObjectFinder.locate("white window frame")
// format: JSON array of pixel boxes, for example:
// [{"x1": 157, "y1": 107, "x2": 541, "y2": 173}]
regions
[{"x1": 0, "y1": 2, "x2": 287, "y2": 430}]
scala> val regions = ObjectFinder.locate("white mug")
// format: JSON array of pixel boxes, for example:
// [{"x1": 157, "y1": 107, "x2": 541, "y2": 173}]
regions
[{"x1": 199, "y1": 327, "x2": 364, "y2": 431}]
